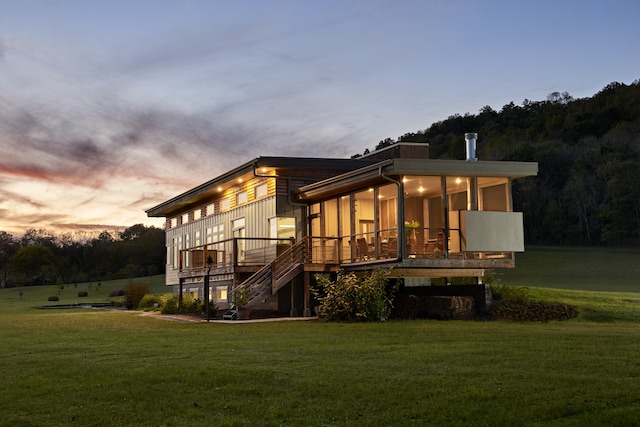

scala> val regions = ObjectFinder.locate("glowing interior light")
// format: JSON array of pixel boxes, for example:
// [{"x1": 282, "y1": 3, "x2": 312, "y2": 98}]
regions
[
  {"x1": 455, "y1": 178, "x2": 462, "y2": 184},
  {"x1": 418, "y1": 186, "x2": 425, "y2": 193}
]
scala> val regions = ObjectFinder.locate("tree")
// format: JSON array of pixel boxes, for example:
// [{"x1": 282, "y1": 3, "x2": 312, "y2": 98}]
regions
[
  {"x1": 0, "y1": 231, "x2": 19, "y2": 288},
  {"x1": 9, "y1": 244, "x2": 57, "y2": 286}
]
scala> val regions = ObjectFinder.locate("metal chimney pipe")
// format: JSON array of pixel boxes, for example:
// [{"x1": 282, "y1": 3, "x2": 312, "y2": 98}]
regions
[{"x1": 464, "y1": 132, "x2": 478, "y2": 162}]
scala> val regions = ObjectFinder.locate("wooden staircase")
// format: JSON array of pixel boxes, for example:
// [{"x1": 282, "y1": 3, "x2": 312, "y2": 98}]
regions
[{"x1": 231, "y1": 238, "x2": 309, "y2": 307}]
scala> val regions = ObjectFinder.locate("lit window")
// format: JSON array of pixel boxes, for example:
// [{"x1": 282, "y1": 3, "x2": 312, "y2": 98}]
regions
[
  {"x1": 270, "y1": 217, "x2": 296, "y2": 240},
  {"x1": 170, "y1": 218, "x2": 177, "y2": 228},
  {"x1": 206, "y1": 203, "x2": 216, "y2": 216},
  {"x1": 182, "y1": 213, "x2": 189, "y2": 224},
  {"x1": 221, "y1": 198, "x2": 230, "y2": 211},
  {"x1": 255, "y1": 183, "x2": 268, "y2": 198},
  {"x1": 237, "y1": 191, "x2": 248, "y2": 205},
  {"x1": 216, "y1": 286, "x2": 228, "y2": 301},
  {"x1": 193, "y1": 209, "x2": 201, "y2": 220}
]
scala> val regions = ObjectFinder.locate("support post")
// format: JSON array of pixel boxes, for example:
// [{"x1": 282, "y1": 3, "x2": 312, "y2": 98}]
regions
[{"x1": 303, "y1": 271, "x2": 312, "y2": 317}]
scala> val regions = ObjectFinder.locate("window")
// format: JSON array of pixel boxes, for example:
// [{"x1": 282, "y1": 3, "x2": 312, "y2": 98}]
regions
[
  {"x1": 194, "y1": 230, "x2": 201, "y2": 247},
  {"x1": 255, "y1": 183, "x2": 268, "y2": 198},
  {"x1": 216, "y1": 286, "x2": 228, "y2": 301},
  {"x1": 237, "y1": 191, "x2": 248, "y2": 205},
  {"x1": 220, "y1": 198, "x2": 230, "y2": 211},
  {"x1": 182, "y1": 213, "x2": 189, "y2": 224},
  {"x1": 193, "y1": 209, "x2": 201, "y2": 220},
  {"x1": 172, "y1": 236, "x2": 182, "y2": 269},
  {"x1": 206, "y1": 203, "x2": 216, "y2": 216},
  {"x1": 269, "y1": 217, "x2": 295, "y2": 240},
  {"x1": 206, "y1": 224, "x2": 225, "y2": 244},
  {"x1": 170, "y1": 218, "x2": 177, "y2": 229}
]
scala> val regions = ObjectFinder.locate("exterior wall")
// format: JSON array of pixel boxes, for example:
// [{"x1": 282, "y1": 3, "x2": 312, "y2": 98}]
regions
[
  {"x1": 164, "y1": 196, "x2": 277, "y2": 285},
  {"x1": 460, "y1": 210, "x2": 524, "y2": 252}
]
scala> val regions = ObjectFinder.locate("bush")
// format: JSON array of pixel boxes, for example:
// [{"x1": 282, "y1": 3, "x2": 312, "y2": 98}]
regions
[
  {"x1": 123, "y1": 281, "x2": 150, "y2": 309},
  {"x1": 159, "y1": 292, "x2": 205, "y2": 315},
  {"x1": 182, "y1": 294, "x2": 203, "y2": 314},
  {"x1": 159, "y1": 293, "x2": 179, "y2": 314},
  {"x1": 312, "y1": 269, "x2": 398, "y2": 321},
  {"x1": 108, "y1": 289, "x2": 121, "y2": 297},
  {"x1": 138, "y1": 294, "x2": 159, "y2": 310},
  {"x1": 78, "y1": 291, "x2": 88, "y2": 297},
  {"x1": 48, "y1": 296, "x2": 59, "y2": 302}
]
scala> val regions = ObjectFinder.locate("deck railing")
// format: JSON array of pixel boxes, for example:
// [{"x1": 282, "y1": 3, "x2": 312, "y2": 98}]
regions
[{"x1": 178, "y1": 228, "x2": 513, "y2": 274}]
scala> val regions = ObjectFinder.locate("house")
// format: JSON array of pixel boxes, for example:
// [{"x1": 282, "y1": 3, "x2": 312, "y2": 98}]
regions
[{"x1": 146, "y1": 135, "x2": 538, "y2": 317}]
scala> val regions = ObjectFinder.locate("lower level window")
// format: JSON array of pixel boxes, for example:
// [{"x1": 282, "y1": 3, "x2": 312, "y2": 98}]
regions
[{"x1": 216, "y1": 286, "x2": 228, "y2": 301}]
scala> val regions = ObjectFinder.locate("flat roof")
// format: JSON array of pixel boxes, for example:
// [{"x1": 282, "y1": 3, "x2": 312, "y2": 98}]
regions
[{"x1": 297, "y1": 158, "x2": 538, "y2": 201}]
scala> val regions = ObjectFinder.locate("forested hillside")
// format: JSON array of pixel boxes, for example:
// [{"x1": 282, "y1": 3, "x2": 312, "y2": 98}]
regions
[
  {"x1": 364, "y1": 81, "x2": 640, "y2": 246},
  {"x1": 0, "y1": 225, "x2": 164, "y2": 288}
]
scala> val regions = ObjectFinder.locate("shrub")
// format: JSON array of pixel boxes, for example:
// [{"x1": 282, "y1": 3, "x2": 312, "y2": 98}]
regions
[
  {"x1": 138, "y1": 294, "x2": 159, "y2": 310},
  {"x1": 108, "y1": 289, "x2": 121, "y2": 297},
  {"x1": 48, "y1": 296, "x2": 59, "y2": 302},
  {"x1": 123, "y1": 281, "x2": 150, "y2": 309},
  {"x1": 159, "y1": 292, "x2": 205, "y2": 315},
  {"x1": 182, "y1": 294, "x2": 203, "y2": 314},
  {"x1": 202, "y1": 300, "x2": 218, "y2": 317},
  {"x1": 312, "y1": 269, "x2": 398, "y2": 321},
  {"x1": 159, "y1": 293, "x2": 179, "y2": 314},
  {"x1": 78, "y1": 291, "x2": 88, "y2": 297}
]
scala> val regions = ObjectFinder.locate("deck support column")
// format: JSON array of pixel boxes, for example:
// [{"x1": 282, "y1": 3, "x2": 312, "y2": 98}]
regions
[
  {"x1": 290, "y1": 280, "x2": 298, "y2": 317},
  {"x1": 303, "y1": 271, "x2": 312, "y2": 317}
]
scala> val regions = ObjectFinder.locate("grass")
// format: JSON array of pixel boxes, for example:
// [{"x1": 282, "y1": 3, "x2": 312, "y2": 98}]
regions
[
  {"x1": 1, "y1": 248, "x2": 640, "y2": 426},
  {"x1": 0, "y1": 275, "x2": 167, "y2": 314},
  {"x1": 0, "y1": 312, "x2": 639, "y2": 426},
  {"x1": 497, "y1": 246, "x2": 640, "y2": 292}
]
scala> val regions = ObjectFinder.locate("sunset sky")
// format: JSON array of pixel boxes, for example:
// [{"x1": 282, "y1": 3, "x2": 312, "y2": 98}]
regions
[{"x1": 1, "y1": 0, "x2": 638, "y2": 237}]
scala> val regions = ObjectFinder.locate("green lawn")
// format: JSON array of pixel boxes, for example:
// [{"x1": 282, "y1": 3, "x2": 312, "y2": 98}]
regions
[
  {"x1": 497, "y1": 246, "x2": 640, "y2": 292},
  {"x1": 1, "y1": 249, "x2": 640, "y2": 426},
  {"x1": 0, "y1": 275, "x2": 167, "y2": 314}
]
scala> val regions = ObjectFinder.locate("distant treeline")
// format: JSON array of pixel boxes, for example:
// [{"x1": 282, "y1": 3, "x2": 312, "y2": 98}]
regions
[
  {"x1": 0, "y1": 225, "x2": 164, "y2": 288},
  {"x1": 360, "y1": 80, "x2": 640, "y2": 246}
]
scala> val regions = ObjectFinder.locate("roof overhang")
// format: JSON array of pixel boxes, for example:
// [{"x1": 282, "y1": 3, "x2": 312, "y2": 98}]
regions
[
  {"x1": 146, "y1": 156, "x2": 377, "y2": 217},
  {"x1": 296, "y1": 158, "x2": 538, "y2": 202}
]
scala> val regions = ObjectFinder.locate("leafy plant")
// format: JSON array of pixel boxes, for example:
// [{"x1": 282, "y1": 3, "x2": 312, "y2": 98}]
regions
[
  {"x1": 138, "y1": 294, "x2": 159, "y2": 310},
  {"x1": 159, "y1": 293, "x2": 179, "y2": 314},
  {"x1": 158, "y1": 292, "x2": 203, "y2": 314},
  {"x1": 232, "y1": 286, "x2": 250, "y2": 308},
  {"x1": 123, "y1": 281, "x2": 150, "y2": 309},
  {"x1": 312, "y1": 269, "x2": 398, "y2": 321}
]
